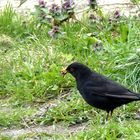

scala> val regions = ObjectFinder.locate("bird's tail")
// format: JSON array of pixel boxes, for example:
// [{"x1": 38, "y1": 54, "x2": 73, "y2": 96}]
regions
[
  {"x1": 135, "y1": 92, "x2": 140, "y2": 100},
  {"x1": 131, "y1": 92, "x2": 140, "y2": 100},
  {"x1": 138, "y1": 93, "x2": 140, "y2": 100}
]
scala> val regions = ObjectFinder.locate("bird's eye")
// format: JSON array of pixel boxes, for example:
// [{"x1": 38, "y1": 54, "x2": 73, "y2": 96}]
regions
[{"x1": 70, "y1": 68, "x2": 74, "y2": 72}]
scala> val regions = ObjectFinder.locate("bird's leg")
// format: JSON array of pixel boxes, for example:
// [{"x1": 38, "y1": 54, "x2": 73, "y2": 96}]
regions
[
  {"x1": 110, "y1": 110, "x2": 113, "y2": 118},
  {"x1": 106, "y1": 110, "x2": 113, "y2": 121},
  {"x1": 106, "y1": 111, "x2": 110, "y2": 121}
]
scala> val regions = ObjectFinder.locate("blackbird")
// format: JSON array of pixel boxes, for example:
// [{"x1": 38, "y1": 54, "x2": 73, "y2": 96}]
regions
[{"x1": 61, "y1": 62, "x2": 140, "y2": 120}]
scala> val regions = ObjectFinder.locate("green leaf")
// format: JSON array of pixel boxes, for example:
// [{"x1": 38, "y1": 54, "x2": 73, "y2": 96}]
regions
[
  {"x1": 55, "y1": 14, "x2": 69, "y2": 21},
  {"x1": 120, "y1": 23, "x2": 129, "y2": 42},
  {"x1": 42, "y1": 8, "x2": 49, "y2": 14},
  {"x1": 84, "y1": 36, "x2": 101, "y2": 46},
  {"x1": 51, "y1": 85, "x2": 59, "y2": 91}
]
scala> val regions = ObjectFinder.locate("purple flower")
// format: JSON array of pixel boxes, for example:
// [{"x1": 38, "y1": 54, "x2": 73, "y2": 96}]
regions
[
  {"x1": 108, "y1": 17, "x2": 112, "y2": 24},
  {"x1": 48, "y1": 26, "x2": 59, "y2": 37},
  {"x1": 53, "y1": 26, "x2": 59, "y2": 31},
  {"x1": 50, "y1": 4, "x2": 60, "y2": 14},
  {"x1": 89, "y1": 14, "x2": 96, "y2": 20},
  {"x1": 114, "y1": 11, "x2": 120, "y2": 19},
  {"x1": 64, "y1": 0, "x2": 74, "y2": 5},
  {"x1": 89, "y1": 0, "x2": 94, "y2": 4},
  {"x1": 38, "y1": 0, "x2": 46, "y2": 7},
  {"x1": 62, "y1": 0, "x2": 74, "y2": 11},
  {"x1": 138, "y1": 13, "x2": 140, "y2": 17}
]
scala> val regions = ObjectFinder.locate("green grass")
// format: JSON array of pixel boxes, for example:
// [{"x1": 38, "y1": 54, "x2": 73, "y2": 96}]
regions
[
  {"x1": 68, "y1": 121, "x2": 140, "y2": 139},
  {"x1": 0, "y1": 98, "x2": 37, "y2": 128},
  {"x1": 0, "y1": 5, "x2": 140, "y2": 139}
]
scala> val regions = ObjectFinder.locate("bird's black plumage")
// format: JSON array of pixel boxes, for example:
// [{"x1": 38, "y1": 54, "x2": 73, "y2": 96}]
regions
[{"x1": 63, "y1": 62, "x2": 140, "y2": 119}]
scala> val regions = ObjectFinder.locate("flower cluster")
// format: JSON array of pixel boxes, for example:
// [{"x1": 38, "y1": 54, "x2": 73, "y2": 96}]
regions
[
  {"x1": 48, "y1": 25, "x2": 60, "y2": 37},
  {"x1": 108, "y1": 10, "x2": 121, "y2": 24},
  {"x1": 38, "y1": 0, "x2": 46, "y2": 8},
  {"x1": 114, "y1": 11, "x2": 120, "y2": 19},
  {"x1": 62, "y1": 0, "x2": 74, "y2": 12},
  {"x1": 34, "y1": 0, "x2": 75, "y2": 37},
  {"x1": 49, "y1": 4, "x2": 60, "y2": 15}
]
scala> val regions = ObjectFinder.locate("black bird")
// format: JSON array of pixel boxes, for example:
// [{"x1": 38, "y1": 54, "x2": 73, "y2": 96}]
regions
[{"x1": 61, "y1": 62, "x2": 140, "y2": 120}]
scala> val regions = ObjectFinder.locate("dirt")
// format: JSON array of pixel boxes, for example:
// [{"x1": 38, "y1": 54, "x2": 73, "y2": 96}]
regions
[
  {"x1": 0, "y1": 97, "x2": 87, "y2": 138},
  {"x1": 0, "y1": 0, "x2": 139, "y2": 17},
  {"x1": 0, "y1": 123, "x2": 87, "y2": 138}
]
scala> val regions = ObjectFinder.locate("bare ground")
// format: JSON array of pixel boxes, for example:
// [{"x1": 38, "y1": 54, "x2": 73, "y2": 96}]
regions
[
  {"x1": 0, "y1": 97, "x2": 87, "y2": 138},
  {"x1": 0, "y1": 123, "x2": 87, "y2": 138},
  {"x1": 0, "y1": 0, "x2": 139, "y2": 17}
]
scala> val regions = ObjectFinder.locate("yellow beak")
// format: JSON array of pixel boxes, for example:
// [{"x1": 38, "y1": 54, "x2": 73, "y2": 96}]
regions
[{"x1": 61, "y1": 68, "x2": 68, "y2": 76}]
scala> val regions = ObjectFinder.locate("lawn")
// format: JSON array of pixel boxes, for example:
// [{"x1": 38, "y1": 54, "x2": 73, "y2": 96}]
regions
[{"x1": 0, "y1": 3, "x2": 140, "y2": 139}]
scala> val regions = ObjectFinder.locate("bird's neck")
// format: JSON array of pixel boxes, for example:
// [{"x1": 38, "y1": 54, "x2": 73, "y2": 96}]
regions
[{"x1": 76, "y1": 71, "x2": 91, "y2": 82}]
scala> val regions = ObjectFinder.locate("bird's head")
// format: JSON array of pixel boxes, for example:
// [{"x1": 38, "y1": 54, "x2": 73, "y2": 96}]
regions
[{"x1": 61, "y1": 62, "x2": 92, "y2": 79}]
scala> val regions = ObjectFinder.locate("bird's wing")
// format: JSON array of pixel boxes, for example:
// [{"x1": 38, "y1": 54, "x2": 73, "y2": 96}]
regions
[
  {"x1": 104, "y1": 93, "x2": 139, "y2": 99},
  {"x1": 105, "y1": 80, "x2": 139, "y2": 99},
  {"x1": 84, "y1": 75, "x2": 140, "y2": 100}
]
